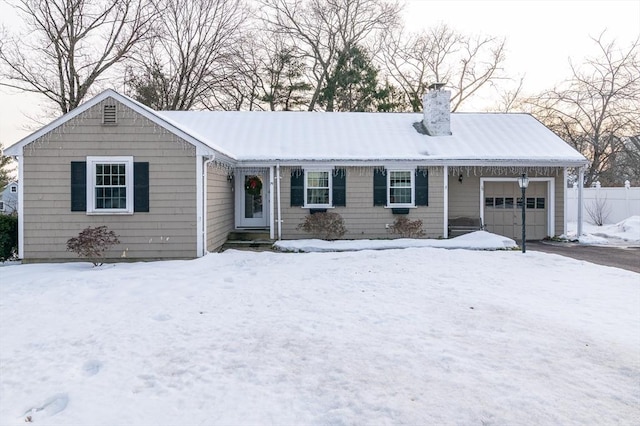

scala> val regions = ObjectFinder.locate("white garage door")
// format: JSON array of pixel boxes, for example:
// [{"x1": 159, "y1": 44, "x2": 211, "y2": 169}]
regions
[{"x1": 483, "y1": 181, "x2": 548, "y2": 240}]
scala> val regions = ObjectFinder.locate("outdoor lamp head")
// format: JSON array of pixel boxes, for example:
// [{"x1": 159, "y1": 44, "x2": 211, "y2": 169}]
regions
[{"x1": 518, "y1": 174, "x2": 529, "y2": 189}]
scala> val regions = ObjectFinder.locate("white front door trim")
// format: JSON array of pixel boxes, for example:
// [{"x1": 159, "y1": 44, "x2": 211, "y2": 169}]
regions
[{"x1": 235, "y1": 169, "x2": 270, "y2": 228}]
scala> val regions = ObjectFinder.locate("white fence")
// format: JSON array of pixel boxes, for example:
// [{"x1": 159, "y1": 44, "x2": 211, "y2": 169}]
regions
[{"x1": 567, "y1": 182, "x2": 640, "y2": 224}]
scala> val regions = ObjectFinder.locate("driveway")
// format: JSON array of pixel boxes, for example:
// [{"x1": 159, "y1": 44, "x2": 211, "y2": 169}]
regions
[{"x1": 527, "y1": 241, "x2": 640, "y2": 274}]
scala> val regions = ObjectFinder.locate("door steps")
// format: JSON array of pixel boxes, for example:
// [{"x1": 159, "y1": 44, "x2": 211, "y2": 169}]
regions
[{"x1": 222, "y1": 230, "x2": 275, "y2": 251}]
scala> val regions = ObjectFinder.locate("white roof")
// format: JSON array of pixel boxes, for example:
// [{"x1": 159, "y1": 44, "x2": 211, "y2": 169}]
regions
[
  {"x1": 5, "y1": 89, "x2": 587, "y2": 167},
  {"x1": 158, "y1": 110, "x2": 588, "y2": 166}
]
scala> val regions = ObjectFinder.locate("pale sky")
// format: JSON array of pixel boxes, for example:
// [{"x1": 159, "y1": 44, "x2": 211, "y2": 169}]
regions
[{"x1": 1, "y1": 0, "x2": 639, "y2": 148}]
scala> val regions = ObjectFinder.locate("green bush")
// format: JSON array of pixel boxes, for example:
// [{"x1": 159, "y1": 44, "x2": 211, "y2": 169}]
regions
[{"x1": 0, "y1": 215, "x2": 18, "y2": 261}]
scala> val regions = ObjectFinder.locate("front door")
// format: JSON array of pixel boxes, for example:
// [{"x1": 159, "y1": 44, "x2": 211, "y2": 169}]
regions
[{"x1": 236, "y1": 171, "x2": 269, "y2": 228}]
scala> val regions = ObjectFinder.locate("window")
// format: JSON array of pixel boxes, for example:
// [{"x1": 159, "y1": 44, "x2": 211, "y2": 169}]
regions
[
  {"x1": 0, "y1": 201, "x2": 4, "y2": 211},
  {"x1": 373, "y1": 168, "x2": 428, "y2": 207},
  {"x1": 87, "y1": 156, "x2": 133, "y2": 214},
  {"x1": 388, "y1": 170, "x2": 413, "y2": 206},
  {"x1": 290, "y1": 168, "x2": 345, "y2": 208},
  {"x1": 305, "y1": 170, "x2": 331, "y2": 207},
  {"x1": 10, "y1": 185, "x2": 17, "y2": 193}
]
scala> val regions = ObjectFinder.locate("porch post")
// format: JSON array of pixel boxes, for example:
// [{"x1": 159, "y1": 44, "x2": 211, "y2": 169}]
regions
[
  {"x1": 443, "y1": 166, "x2": 448, "y2": 238},
  {"x1": 269, "y1": 166, "x2": 275, "y2": 240},
  {"x1": 276, "y1": 163, "x2": 282, "y2": 240},
  {"x1": 577, "y1": 167, "x2": 584, "y2": 237}
]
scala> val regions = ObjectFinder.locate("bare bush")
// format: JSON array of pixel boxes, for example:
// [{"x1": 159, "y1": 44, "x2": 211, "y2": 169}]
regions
[
  {"x1": 389, "y1": 217, "x2": 425, "y2": 238},
  {"x1": 66, "y1": 226, "x2": 120, "y2": 266},
  {"x1": 297, "y1": 212, "x2": 347, "y2": 240},
  {"x1": 585, "y1": 195, "x2": 611, "y2": 226}
]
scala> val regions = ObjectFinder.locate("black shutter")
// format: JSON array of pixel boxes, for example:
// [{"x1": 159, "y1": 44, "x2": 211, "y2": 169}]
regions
[
  {"x1": 415, "y1": 169, "x2": 429, "y2": 206},
  {"x1": 134, "y1": 162, "x2": 149, "y2": 212},
  {"x1": 373, "y1": 169, "x2": 387, "y2": 206},
  {"x1": 70, "y1": 161, "x2": 86, "y2": 212},
  {"x1": 290, "y1": 170, "x2": 304, "y2": 206},
  {"x1": 332, "y1": 168, "x2": 346, "y2": 207}
]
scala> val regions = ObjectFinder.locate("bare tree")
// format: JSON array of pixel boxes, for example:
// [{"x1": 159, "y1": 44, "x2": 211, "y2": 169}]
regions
[
  {"x1": 0, "y1": 0, "x2": 156, "y2": 114},
  {"x1": 259, "y1": 0, "x2": 402, "y2": 111},
  {"x1": 526, "y1": 34, "x2": 640, "y2": 186},
  {"x1": 379, "y1": 24, "x2": 506, "y2": 112},
  {"x1": 204, "y1": 35, "x2": 266, "y2": 111},
  {"x1": 127, "y1": 0, "x2": 249, "y2": 110},
  {"x1": 491, "y1": 76, "x2": 526, "y2": 113},
  {"x1": 207, "y1": 33, "x2": 312, "y2": 111},
  {"x1": 259, "y1": 39, "x2": 313, "y2": 111}
]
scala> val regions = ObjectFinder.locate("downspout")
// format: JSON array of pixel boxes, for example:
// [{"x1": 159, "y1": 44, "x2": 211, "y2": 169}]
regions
[
  {"x1": 443, "y1": 166, "x2": 448, "y2": 238},
  {"x1": 269, "y1": 166, "x2": 275, "y2": 240},
  {"x1": 276, "y1": 163, "x2": 282, "y2": 240},
  {"x1": 202, "y1": 155, "x2": 215, "y2": 256},
  {"x1": 563, "y1": 167, "x2": 568, "y2": 237},
  {"x1": 577, "y1": 167, "x2": 584, "y2": 237}
]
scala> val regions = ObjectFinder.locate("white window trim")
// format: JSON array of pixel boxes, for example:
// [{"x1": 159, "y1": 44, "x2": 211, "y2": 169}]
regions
[
  {"x1": 86, "y1": 156, "x2": 134, "y2": 215},
  {"x1": 303, "y1": 169, "x2": 333, "y2": 208},
  {"x1": 387, "y1": 169, "x2": 415, "y2": 208},
  {"x1": 10, "y1": 185, "x2": 17, "y2": 193}
]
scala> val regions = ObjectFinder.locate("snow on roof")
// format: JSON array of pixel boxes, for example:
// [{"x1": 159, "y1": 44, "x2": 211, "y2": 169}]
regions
[{"x1": 158, "y1": 110, "x2": 588, "y2": 166}]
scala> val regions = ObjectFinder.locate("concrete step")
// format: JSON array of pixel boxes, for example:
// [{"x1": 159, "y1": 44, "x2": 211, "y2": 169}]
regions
[
  {"x1": 227, "y1": 230, "x2": 272, "y2": 241},
  {"x1": 221, "y1": 239, "x2": 275, "y2": 252}
]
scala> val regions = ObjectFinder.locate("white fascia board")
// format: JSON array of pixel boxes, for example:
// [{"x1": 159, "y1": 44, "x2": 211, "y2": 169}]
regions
[{"x1": 234, "y1": 158, "x2": 588, "y2": 169}]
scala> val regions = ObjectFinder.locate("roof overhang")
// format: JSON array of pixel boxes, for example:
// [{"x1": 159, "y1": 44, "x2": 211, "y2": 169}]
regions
[{"x1": 232, "y1": 158, "x2": 589, "y2": 168}]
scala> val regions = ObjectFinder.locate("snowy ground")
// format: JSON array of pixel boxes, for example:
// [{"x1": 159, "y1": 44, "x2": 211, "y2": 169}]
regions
[
  {"x1": 565, "y1": 215, "x2": 640, "y2": 245},
  {"x1": 1, "y1": 231, "x2": 639, "y2": 426}
]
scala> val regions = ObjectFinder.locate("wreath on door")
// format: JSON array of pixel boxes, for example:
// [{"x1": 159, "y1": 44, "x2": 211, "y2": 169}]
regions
[{"x1": 244, "y1": 176, "x2": 262, "y2": 196}]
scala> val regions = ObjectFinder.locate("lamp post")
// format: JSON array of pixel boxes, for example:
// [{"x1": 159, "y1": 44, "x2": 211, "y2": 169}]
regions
[{"x1": 517, "y1": 173, "x2": 529, "y2": 253}]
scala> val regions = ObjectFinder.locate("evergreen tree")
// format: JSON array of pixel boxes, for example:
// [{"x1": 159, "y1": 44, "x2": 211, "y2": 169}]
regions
[
  {"x1": 0, "y1": 144, "x2": 14, "y2": 188},
  {"x1": 319, "y1": 45, "x2": 384, "y2": 112}
]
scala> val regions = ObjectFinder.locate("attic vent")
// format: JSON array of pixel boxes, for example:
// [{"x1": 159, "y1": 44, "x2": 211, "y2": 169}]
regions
[{"x1": 103, "y1": 104, "x2": 117, "y2": 125}]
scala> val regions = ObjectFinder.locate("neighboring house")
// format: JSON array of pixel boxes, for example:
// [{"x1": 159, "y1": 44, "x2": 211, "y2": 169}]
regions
[
  {"x1": 5, "y1": 87, "x2": 588, "y2": 262},
  {"x1": 0, "y1": 181, "x2": 18, "y2": 215}
]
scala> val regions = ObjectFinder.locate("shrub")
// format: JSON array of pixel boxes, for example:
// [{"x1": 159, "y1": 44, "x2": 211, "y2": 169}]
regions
[
  {"x1": 66, "y1": 226, "x2": 120, "y2": 266},
  {"x1": 297, "y1": 212, "x2": 347, "y2": 240},
  {"x1": 0, "y1": 214, "x2": 18, "y2": 261},
  {"x1": 389, "y1": 217, "x2": 425, "y2": 238},
  {"x1": 585, "y1": 194, "x2": 611, "y2": 226}
]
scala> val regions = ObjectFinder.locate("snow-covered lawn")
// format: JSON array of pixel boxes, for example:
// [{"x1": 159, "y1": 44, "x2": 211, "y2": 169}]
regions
[
  {"x1": 1, "y1": 233, "x2": 639, "y2": 425},
  {"x1": 566, "y1": 215, "x2": 640, "y2": 245}
]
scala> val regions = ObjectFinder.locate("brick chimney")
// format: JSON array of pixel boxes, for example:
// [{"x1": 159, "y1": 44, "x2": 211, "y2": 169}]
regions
[{"x1": 422, "y1": 83, "x2": 451, "y2": 136}]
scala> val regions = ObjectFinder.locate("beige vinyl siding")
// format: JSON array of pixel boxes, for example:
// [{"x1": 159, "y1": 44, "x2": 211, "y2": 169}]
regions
[
  {"x1": 21, "y1": 99, "x2": 198, "y2": 262},
  {"x1": 206, "y1": 165, "x2": 234, "y2": 252},
  {"x1": 277, "y1": 166, "x2": 445, "y2": 239},
  {"x1": 448, "y1": 173, "x2": 482, "y2": 219}
]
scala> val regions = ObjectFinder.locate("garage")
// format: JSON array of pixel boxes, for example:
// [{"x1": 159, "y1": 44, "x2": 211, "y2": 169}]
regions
[{"x1": 483, "y1": 180, "x2": 549, "y2": 241}]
